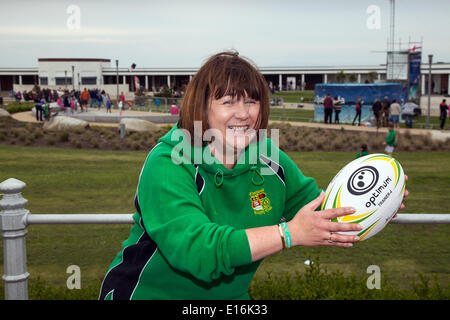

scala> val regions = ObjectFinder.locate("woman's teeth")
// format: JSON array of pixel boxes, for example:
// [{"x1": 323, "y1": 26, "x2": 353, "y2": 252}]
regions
[{"x1": 228, "y1": 126, "x2": 248, "y2": 131}]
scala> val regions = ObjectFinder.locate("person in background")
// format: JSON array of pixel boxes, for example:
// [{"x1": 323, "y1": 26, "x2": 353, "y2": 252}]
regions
[
  {"x1": 106, "y1": 94, "x2": 113, "y2": 113},
  {"x1": 333, "y1": 96, "x2": 342, "y2": 124},
  {"x1": 80, "y1": 88, "x2": 90, "y2": 112},
  {"x1": 352, "y1": 96, "x2": 363, "y2": 126},
  {"x1": 389, "y1": 99, "x2": 401, "y2": 128},
  {"x1": 439, "y1": 99, "x2": 448, "y2": 130},
  {"x1": 34, "y1": 92, "x2": 44, "y2": 121},
  {"x1": 381, "y1": 96, "x2": 391, "y2": 127},
  {"x1": 96, "y1": 91, "x2": 103, "y2": 110},
  {"x1": 371, "y1": 98, "x2": 382, "y2": 129},
  {"x1": 90, "y1": 89, "x2": 97, "y2": 108},
  {"x1": 63, "y1": 91, "x2": 71, "y2": 115},
  {"x1": 101, "y1": 91, "x2": 108, "y2": 110},
  {"x1": 118, "y1": 99, "x2": 123, "y2": 116},
  {"x1": 402, "y1": 98, "x2": 418, "y2": 129},
  {"x1": 384, "y1": 123, "x2": 396, "y2": 156},
  {"x1": 70, "y1": 96, "x2": 76, "y2": 114},
  {"x1": 323, "y1": 93, "x2": 333, "y2": 124},
  {"x1": 15, "y1": 91, "x2": 22, "y2": 102},
  {"x1": 119, "y1": 92, "x2": 126, "y2": 108},
  {"x1": 42, "y1": 100, "x2": 50, "y2": 121},
  {"x1": 355, "y1": 144, "x2": 369, "y2": 159}
]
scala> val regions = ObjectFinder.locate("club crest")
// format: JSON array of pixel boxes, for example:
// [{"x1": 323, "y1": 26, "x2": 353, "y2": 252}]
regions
[{"x1": 249, "y1": 189, "x2": 272, "y2": 215}]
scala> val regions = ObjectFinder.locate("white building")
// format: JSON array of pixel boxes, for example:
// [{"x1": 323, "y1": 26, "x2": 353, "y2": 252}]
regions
[
  {"x1": 37, "y1": 58, "x2": 110, "y2": 88},
  {"x1": 1, "y1": 58, "x2": 449, "y2": 99}
]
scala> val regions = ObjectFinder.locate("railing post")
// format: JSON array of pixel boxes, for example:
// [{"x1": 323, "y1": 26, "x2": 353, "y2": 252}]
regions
[{"x1": 0, "y1": 178, "x2": 30, "y2": 300}]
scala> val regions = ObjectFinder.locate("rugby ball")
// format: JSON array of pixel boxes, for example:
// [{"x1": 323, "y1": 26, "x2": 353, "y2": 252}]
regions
[{"x1": 321, "y1": 153, "x2": 406, "y2": 241}]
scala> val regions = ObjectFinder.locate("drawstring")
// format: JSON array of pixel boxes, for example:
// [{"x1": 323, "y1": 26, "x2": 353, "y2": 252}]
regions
[
  {"x1": 214, "y1": 169, "x2": 224, "y2": 188},
  {"x1": 251, "y1": 166, "x2": 264, "y2": 186},
  {"x1": 213, "y1": 166, "x2": 264, "y2": 188}
]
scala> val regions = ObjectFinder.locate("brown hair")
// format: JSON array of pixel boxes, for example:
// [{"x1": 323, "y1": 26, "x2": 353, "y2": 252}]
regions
[{"x1": 179, "y1": 51, "x2": 270, "y2": 143}]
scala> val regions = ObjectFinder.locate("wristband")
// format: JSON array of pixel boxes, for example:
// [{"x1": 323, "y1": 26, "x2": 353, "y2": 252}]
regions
[
  {"x1": 281, "y1": 222, "x2": 292, "y2": 249},
  {"x1": 277, "y1": 224, "x2": 286, "y2": 249}
]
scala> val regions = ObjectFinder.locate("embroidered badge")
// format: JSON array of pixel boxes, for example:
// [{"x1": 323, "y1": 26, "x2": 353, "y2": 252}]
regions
[{"x1": 249, "y1": 189, "x2": 272, "y2": 215}]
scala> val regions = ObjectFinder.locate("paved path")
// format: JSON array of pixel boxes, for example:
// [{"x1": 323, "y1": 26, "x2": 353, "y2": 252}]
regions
[{"x1": 11, "y1": 107, "x2": 450, "y2": 142}]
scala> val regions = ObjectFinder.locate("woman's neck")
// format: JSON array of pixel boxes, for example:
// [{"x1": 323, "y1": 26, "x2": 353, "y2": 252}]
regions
[{"x1": 208, "y1": 143, "x2": 241, "y2": 169}]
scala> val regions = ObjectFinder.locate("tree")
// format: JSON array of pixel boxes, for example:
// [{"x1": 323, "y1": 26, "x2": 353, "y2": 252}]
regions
[
  {"x1": 336, "y1": 70, "x2": 346, "y2": 83},
  {"x1": 368, "y1": 72, "x2": 378, "y2": 83},
  {"x1": 348, "y1": 73, "x2": 357, "y2": 83}
]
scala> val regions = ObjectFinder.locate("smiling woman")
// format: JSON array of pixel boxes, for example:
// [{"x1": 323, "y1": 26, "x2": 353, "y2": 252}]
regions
[
  {"x1": 179, "y1": 51, "x2": 269, "y2": 168},
  {"x1": 98, "y1": 51, "x2": 391, "y2": 301},
  {"x1": 179, "y1": 51, "x2": 269, "y2": 147}
]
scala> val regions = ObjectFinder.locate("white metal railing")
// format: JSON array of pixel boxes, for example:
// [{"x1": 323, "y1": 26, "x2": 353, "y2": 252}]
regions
[{"x1": 1, "y1": 177, "x2": 450, "y2": 300}]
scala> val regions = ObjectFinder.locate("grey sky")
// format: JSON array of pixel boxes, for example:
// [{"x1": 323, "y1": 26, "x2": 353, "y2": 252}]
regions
[{"x1": 0, "y1": 0, "x2": 449, "y2": 68}]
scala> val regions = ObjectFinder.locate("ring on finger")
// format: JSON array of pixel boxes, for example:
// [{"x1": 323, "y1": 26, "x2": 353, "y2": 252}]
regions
[{"x1": 327, "y1": 232, "x2": 333, "y2": 243}]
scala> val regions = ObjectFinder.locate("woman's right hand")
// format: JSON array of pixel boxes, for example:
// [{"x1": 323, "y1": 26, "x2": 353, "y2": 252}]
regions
[{"x1": 287, "y1": 192, "x2": 362, "y2": 248}]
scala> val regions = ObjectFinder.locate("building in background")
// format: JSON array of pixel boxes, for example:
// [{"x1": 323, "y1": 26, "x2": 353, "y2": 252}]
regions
[{"x1": 0, "y1": 58, "x2": 449, "y2": 98}]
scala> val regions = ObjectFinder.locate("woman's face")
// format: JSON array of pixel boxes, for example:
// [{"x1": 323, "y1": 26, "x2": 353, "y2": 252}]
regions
[{"x1": 207, "y1": 93, "x2": 260, "y2": 154}]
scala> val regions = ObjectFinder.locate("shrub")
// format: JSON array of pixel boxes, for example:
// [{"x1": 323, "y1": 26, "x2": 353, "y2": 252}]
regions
[
  {"x1": 71, "y1": 139, "x2": 82, "y2": 149},
  {"x1": 4, "y1": 103, "x2": 34, "y2": 114},
  {"x1": 60, "y1": 132, "x2": 70, "y2": 143},
  {"x1": 248, "y1": 256, "x2": 449, "y2": 300},
  {"x1": 33, "y1": 131, "x2": 44, "y2": 140}
]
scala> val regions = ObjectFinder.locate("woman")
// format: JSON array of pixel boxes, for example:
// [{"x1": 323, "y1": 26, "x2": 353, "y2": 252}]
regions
[
  {"x1": 352, "y1": 96, "x2": 363, "y2": 126},
  {"x1": 99, "y1": 52, "x2": 406, "y2": 300},
  {"x1": 333, "y1": 96, "x2": 341, "y2": 124},
  {"x1": 389, "y1": 99, "x2": 401, "y2": 128}
]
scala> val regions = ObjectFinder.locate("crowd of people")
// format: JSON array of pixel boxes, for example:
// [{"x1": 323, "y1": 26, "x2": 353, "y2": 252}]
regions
[
  {"x1": 322, "y1": 94, "x2": 423, "y2": 129},
  {"x1": 369, "y1": 96, "x2": 420, "y2": 129},
  {"x1": 11, "y1": 88, "x2": 128, "y2": 121}
]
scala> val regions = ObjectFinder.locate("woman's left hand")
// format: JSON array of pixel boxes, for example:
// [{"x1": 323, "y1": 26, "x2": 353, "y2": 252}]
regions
[{"x1": 393, "y1": 175, "x2": 408, "y2": 219}]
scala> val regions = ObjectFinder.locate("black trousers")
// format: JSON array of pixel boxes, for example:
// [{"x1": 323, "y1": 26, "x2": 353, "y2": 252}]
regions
[
  {"x1": 334, "y1": 110, "x2": 341, "y2": 123},
  {"x1": 324, "y1": 108, "x2": 333, "y2": 124},
  {"x1": 352, "y1": 110, "x2": 361, "y2": 125},
  {"x1": 35, "y1": 104, "x2": 43, "y2": 121},
  {"x1": 440, "y1": 112, "x2": 447, "y2": 129}
]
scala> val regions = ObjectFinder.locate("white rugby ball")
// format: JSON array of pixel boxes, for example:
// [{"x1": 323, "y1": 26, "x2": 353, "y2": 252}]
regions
[{"x1": 321, "y1": 153, "x2": 406, "y2": 241}]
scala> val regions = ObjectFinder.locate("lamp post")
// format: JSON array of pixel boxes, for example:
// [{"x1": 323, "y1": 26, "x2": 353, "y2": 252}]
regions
[
  {"x1": 115, "y1": 60, "x2": 119, "y2": 106},
  {"x1": 71, "y1": 65, "x2": 75, "y2": 91},
  {"x1": 427, "y1": 54, "x2": 433, "y2": 128},
  {"x1": 130, "y1": 63, "x2": 136, "y2": 93},
  {"x1": 64, "y1": 70, "x2": 67, "y2": 90}
]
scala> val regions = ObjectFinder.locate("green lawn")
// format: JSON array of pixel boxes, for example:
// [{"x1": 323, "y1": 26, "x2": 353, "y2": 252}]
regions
[
  {"x1": 270, "y1": 91, "x2": 315, "y2": 103},
  {"x1": 0, "y1": 145, "x2": 448, "y2": 297}
]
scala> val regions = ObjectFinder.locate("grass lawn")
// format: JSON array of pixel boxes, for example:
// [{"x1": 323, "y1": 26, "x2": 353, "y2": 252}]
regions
[
  {"x1": 270, "y1": 91, "x2": 315, "y2": 103},
  {"x1": 0, "y1": 145, "x2": 448, "y2": 297}
]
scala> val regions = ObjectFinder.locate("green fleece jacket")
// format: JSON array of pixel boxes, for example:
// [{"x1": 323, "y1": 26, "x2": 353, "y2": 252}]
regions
[
  {"x1": 99, "y1": 124, "x2": 320, "y2": 300},
  {"x1": 386, "y1": 129, "x2": 396, "y2": 146}
]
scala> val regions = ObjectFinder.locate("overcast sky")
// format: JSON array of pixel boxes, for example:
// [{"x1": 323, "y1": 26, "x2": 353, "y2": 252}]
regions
[{"x1": 0, "y1": 0, "x2": 449, "y2": 68}]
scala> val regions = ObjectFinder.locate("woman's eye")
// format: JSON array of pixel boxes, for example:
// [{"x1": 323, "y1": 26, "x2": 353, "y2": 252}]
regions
[{"x1": 245, "y1": 100, "x2": 256, "y2": 104}]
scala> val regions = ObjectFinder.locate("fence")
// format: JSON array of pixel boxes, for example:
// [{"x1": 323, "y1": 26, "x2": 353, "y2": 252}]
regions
[{"x1": 1, "y1": 177, "x2": 450, "y2": 300}]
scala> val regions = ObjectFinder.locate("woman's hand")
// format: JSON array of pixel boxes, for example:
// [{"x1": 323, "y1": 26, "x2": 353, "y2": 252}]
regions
[
  {"x1": 287, "y1": 192, "x2": 362, "y2": 248},
  {"x1": 394, "y1": 174, "x2": 409, "y2": 218}
]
